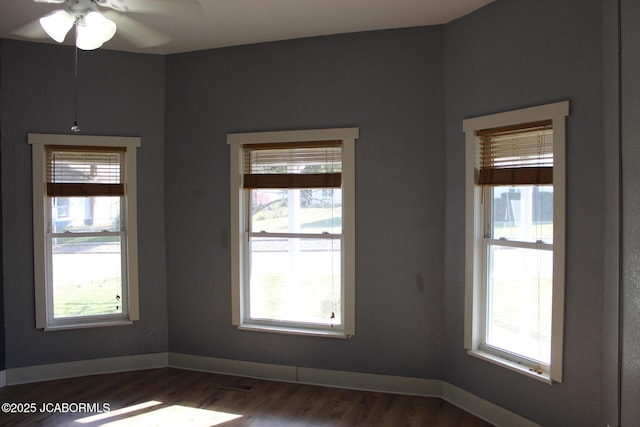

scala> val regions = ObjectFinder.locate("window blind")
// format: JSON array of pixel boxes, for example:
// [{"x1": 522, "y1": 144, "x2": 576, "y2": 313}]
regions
[
  {"x1": 46, "y1": 146, "x2": 125, "y2": 197},
  {"x1": 243, "y1": 140, "x2": 342, "y2": 189},
  {"x1": 476, "y1": 120, "x2": 553, "y2": 186}
]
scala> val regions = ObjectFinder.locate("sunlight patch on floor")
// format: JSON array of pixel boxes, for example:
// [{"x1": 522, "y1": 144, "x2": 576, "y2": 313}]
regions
[
  {"x1": 74, "y1": 400, "x2": 242, "y2": 426},
  {"x1": 75, "y1": 401, "x2": 164, "y2": 424}
]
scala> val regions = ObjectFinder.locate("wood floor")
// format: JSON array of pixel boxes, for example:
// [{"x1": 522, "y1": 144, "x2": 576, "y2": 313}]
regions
[{"x1": 0, "y1": 368, "x2": 493, "y2": 426}]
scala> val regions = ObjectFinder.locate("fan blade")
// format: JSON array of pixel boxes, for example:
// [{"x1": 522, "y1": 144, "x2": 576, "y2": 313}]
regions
[
  {"x1": 33, "y1": 0, "x2": 66, "y2": 3},
  {"x1": 97, "y1": 0, "x2": 202, "y2": 16},
  {"x1": 12, "y1": 19, "x2": 49, "y2": 40},
  {"x1": 95, "y1": 0, "x2": 127, "y2": 12},
  {"x1": 103, "y1": 12, "x2": 171, "y2": 48}
]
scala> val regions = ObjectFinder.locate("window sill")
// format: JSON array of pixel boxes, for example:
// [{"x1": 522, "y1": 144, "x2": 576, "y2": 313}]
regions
[
  {"x1": 467, "y1": 349, "x2": 553, "y2": 385},
  {"x1": 238, "y1": 323, "x2": 350, "y2": 339},
  {"x1": 44, "y1": 320, "x2": 133, "y2": 331}
]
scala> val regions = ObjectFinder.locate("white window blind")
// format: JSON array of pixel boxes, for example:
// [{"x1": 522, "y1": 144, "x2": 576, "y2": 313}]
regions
[
  {"x1": 242, "y1": 141, "x2": 342, "y2": 189},
  {"x1": 46, "y1": 146, "x2": 125, "y2": 197},
  {"x1": 477, "y1": 120, "x2": 553, "y2": 185}
]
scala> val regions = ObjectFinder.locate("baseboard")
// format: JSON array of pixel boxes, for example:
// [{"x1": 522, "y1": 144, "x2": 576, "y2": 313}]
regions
[
  {"x1": 168, "y1": 352, "x2": 297, "y2": 383},
  {"x1": 169, "y1": 352, "x2": 538, "y2": 426},
  {"x1": 4, "y1": 352, "x2": 540, "y2": 426},
  {"x1": 443, "y1": 382, "x2": 541, "y2": 427},
  {"x1": 168, "y1": 352, "x2": 442, "y2": 397},
  {"x1": 297, "y1": 366, "x2": 443, "y2": 397},
  {"x1": 6, "y1": 352, "x2": 168, "y2": 385}
]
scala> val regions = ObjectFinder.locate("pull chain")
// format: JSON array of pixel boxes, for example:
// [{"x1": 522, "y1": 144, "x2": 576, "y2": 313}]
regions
[{"x1": 71, "y1": 23, "x2": 80, "y2": 132}]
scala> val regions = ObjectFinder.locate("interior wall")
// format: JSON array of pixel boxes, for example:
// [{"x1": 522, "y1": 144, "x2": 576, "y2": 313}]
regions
[
  {"x1": 164, "y1": 27, "x2": 446, "y2": 379},
  {"x1": 0, "y1": 40, "x2": 169, "y2": 367},
  {"x1": 443, "y1": 0, "x2": 604, "y2": 426},
  {"x1": 620, "y1": 0, "x2": 640, "y2": 424}
]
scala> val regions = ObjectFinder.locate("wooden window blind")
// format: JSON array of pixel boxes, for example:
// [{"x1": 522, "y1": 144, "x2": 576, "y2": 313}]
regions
[
  {"x1": 476, "y1": 120, "x2": 553, "y2": 186},
  {"x1": 242, "y1": 140, "x2": 342, "y2": 189},
  {"x1": 46, "y1": 146, "x2": 125, "y2": 197}
]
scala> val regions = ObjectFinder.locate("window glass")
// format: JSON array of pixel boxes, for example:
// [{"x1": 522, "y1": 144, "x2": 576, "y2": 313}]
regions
[
  {"x1": 249, "y1": 237, "x2": 341, "y2": 325},
  {"x1": 51, "y1": 196, "x2": 121, "y2": 233},
  {"x1": 52, "y1": 236, "x2": 123, "y2": 318},
  {"x1": 250, "y1": 188, "x2": 342, "y2": 234},
  {"x1": 491, "y1": 185, "x2": 553, "y2": 244},
  {"x1": 486, "y1": 244, "x2": 552, "y2": 363},
  {"x1": 486, "y1": 185, "x2": 554, "y2": 364}
]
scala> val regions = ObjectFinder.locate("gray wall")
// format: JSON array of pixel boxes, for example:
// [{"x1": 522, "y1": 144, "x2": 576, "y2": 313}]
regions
[
  {"x1": 443, "y1": 0, "x2": 604, "y2": 426},
  {"x1": 164, "y1": 27, "x2": 447, "y2": 378},
  {"x1": 621, "y1": 0, "x2": 640, "y2": 424},
  {"x1": 0, "y1": 40, "x2": 169, "y2": 367}
]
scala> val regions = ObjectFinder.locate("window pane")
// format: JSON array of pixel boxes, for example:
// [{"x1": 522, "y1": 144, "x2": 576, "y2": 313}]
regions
[
  {"x1": 52, "y1": 236, "x2": 123, "y2": 318},
  {"x1": 249, "y1": 237, "x2": 341, "y2": 325},
  {"x1": 491, "y1": 185, "x2": 553, "y2": 243},
  {"x1": 250, "y1": 189, "x2": 342, "y2": 234},
  {"x1": 486, "y1": 245, "x2": 552, "y2": 364},
  {"x1": 52, "y1": 196, "x2": 121, "y2": 233}
]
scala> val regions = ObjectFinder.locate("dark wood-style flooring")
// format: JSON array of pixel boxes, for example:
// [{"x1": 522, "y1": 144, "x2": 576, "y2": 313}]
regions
[{"x1": 0, "y1": 368, "x2": 493, "y2": 426}]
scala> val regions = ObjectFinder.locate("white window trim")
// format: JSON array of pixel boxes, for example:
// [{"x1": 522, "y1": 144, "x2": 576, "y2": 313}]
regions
[
  {"x1": 463, "y1": 101, "x2": 569, "y2": 383},
  {"x1": 29, "y1": 133, "x2": 141, "y2": 331},
  {"x1": 227, "y1": 127, "x2": 359, "y2": 338}
]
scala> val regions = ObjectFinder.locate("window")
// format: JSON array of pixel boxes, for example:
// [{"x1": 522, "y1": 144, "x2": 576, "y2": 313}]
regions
[
  {"x1": 463, "y1": 101, "x2": 569, "y2": 383},
  {"x1": 29, "y1": 134, "x2": 140, "y2": 330},
  {"x1": 228, "y1": 128, "x2": 359, "y2": 337}
]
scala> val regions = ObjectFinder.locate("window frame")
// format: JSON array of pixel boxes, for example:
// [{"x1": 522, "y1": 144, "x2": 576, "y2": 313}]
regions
[
  {"x1": 227, "y1": 128, "x2": 359, "y2": 338},
  {"x1": 29, "y1": 133, "x2": 141, "y2": 331},
  {"x1": 463, "y1": 101, "x2": 569, "y2": 383}
]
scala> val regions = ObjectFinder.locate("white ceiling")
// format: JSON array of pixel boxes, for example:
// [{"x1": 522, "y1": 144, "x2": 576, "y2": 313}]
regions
[{"x1": 0, "y1": 0, "x2": 494, "y2": 55}]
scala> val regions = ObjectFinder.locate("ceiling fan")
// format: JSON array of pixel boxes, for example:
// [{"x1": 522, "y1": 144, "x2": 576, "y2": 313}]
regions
[{"x1": 16, "y1": 0, "x2": 202, "y2": 50}]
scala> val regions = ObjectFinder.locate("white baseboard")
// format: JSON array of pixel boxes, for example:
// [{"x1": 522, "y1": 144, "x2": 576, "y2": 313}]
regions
[
  {"x1": 170, "y1": 353, "x2": 539, "y2": 426},
  {"x1": 443, "y1": 382, "x2": 541, "y2": 427},
  {"x1": 168, "y1": 352, "x2": 297, "y2": 382},
  {"x1": 6, "y1": 352, "x2": 168, "y2": 385},
  {"x1": 168, "y1": 352, "x2": 442, "y2": 397},
  {"x1": 297, "y1": 366, "x2": 443, "y2": 397},
  {"x1": 4, "y1": 352, "x2": 540, "y2": 427}
]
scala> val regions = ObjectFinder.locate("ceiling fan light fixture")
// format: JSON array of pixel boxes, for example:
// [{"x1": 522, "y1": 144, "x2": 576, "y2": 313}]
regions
[
  {"x1": 76, "y1": 11, "x2": 116, "y2": 50},
  {"x1": 76, "y1": 23, "x2": 103, "y2": 50},
  {"x1": 39, "y1": 9, "x2": 75, "y2": 43}
]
